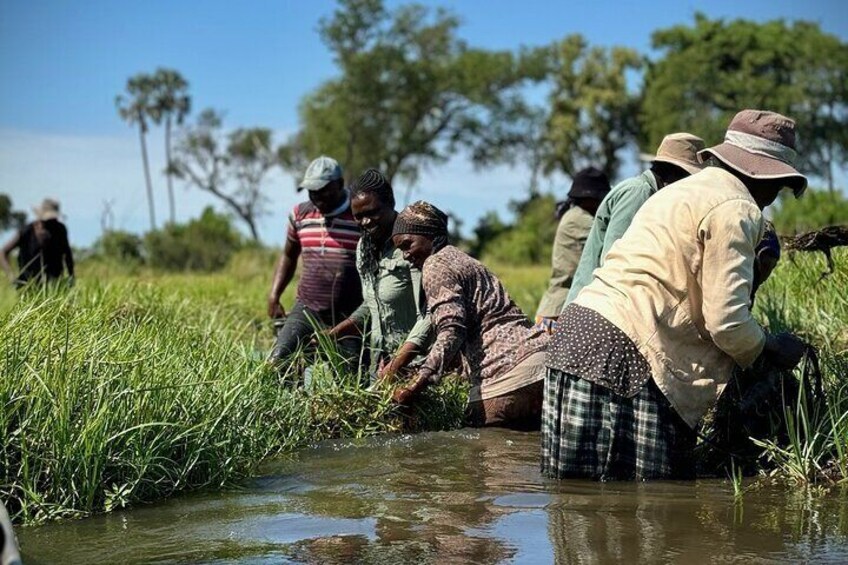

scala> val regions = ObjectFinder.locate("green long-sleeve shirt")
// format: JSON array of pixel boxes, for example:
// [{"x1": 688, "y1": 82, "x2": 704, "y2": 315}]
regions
[
  {"x1": 564, "y1": 170, "x2": 659, "y2": 308},
  {"x1": 349, "y1": 239, "x2": 431, "y2": 371}
]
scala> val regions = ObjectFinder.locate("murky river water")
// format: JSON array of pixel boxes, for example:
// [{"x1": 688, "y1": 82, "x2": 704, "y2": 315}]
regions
[{"x1": 16, "y1": 428, "x2": 848, "y2": 563}]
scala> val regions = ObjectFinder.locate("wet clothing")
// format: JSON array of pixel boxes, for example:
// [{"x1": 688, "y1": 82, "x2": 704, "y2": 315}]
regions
[
  {"x1": 535, "y1": 205, "x2": 594, "y2": 318},
  {"x1": 465, "y1": 377, "x2": 544, "y2": 431},
  {"x1": 570, "y1": 166, "x2": 766, "y2": 428},
  {"x1": 418, "y1": 245, "x2": 549, "y2": 403},
  {"x1": 565, "y1": 170, "x2": 659, "y2": 306},
  {"x1": 14, "y1": 219, "x2": 74, "y2": 285},
  {"x1": 349, "y1": 238, "x2": 431, "y2": 373},
  {"x1": 287, "y1": 199, "x2": 361, "y2": 317},
  {"x1": 541, "y1": 369, "x2": 696, "y2": 480}
]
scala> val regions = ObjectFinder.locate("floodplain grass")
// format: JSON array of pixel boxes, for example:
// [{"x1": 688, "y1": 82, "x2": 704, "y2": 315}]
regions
[{"x1": 0, "y1": 248, "x2": 846, "y2": 524}]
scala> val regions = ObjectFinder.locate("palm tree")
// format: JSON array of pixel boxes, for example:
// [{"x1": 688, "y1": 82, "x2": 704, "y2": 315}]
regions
[
  {"x1": 149, "y1": 69, "x2": 191, "y2": 224},
  {"x1": 116, "y1": 74, "x2": 157, "y2": 231}
]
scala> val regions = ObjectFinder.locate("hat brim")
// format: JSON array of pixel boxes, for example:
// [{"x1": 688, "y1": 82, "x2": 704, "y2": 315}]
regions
[
  {"x1": 699, "y1": 144, "x2": 808, "y2": 198},
  {"x1": 297, "y1": 178, "x2": 332, "y2": 192},
  {"x1": 32, "y1": 206, "x2": 60, "y2": 221},
  {"x1": 651, "y1": 156, "x2": 704, "y2": 176}
]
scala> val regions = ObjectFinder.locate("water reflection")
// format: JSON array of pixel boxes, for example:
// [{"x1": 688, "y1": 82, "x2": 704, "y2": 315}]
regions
[{"x1": 17, "y1": 429, "x2": 848, "y2": 564}]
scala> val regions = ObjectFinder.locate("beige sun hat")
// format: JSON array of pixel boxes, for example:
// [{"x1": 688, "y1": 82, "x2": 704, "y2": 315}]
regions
[
  {"x1": 642, "y1": 132, "x2": 706, "y2": 176},
  {"x1": 33, "y1": 198, "x2": 61, "y2": 221},
  {"x1": 698, "y1": 109, "x2": 807, "y2": 197}
]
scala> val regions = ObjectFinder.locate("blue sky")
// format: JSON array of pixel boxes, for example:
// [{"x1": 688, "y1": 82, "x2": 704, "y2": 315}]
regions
[{"x1": 1, "y1": 0, "x2": 845, "y2": 245}]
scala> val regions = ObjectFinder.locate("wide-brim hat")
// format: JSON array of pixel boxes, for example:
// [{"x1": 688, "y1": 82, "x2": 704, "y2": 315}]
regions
[
  {"x1": 698, "y1": 109, "x2": 807, "y2": 197},
  {"x1": 649, "y1": 132, "x2": 706, "y2": 176},
  {"x1": 33, "y1": 198, "x2": 61, "y2": 221}
]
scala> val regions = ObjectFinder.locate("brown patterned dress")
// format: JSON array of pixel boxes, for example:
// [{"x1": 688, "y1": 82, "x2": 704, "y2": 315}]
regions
[{"x1": 418, "y1": 246, "x2": 549, "y2": 408}]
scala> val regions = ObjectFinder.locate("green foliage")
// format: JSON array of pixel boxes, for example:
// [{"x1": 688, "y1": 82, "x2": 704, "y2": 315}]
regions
[
  {"x1": 541, "y1": 35, "x2": 642, "y2": 180},
  {"x1": 772, "y1": 188, "x2": 848, "y2": 235},
  {"x1": 93, "y1": 230, "x2": 144, "y2": 264},
  {"x1": 278, "y1": 0, "x2": 547, "y2": 190},
  {"x1": 642, "y1": 14, "x2": 848, "y2": 187},
  {"x1": 479, "y1": 194, "x2": 558, "y2": 266},
  {"x1": 0, "y1": 193, "x2": 26, "y2": 232},
  {"x1": 144, "y1": 207, "x2": 244, "y2": 271}
]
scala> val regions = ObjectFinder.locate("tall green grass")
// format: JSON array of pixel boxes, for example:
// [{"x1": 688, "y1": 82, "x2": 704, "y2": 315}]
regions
[
  {"x1": 0, "y1": 280, "x2": 464, "y2": 524},
  {"x1": 0, "y1": 247, "x2": 845, "y2": 524}
]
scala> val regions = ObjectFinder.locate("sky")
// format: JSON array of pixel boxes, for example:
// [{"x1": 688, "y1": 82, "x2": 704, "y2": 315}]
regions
[{"x1": 1, "y1": 0, "x2": 846, "y2": 246}]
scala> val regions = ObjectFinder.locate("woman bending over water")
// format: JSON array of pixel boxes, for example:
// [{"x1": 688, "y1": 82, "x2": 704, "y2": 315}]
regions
[{"x1": 390, "y1": 201, "x2": 549, "y2": 430}]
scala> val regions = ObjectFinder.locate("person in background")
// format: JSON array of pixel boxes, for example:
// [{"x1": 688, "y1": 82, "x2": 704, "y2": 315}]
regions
[
  {"x1": 535, "y1": 168, "x2": 611, "y2": 331},
  {"x1": 267, "y1": 156, "x2": 362, "y2": 367},
  {"x1": 325, "y1": 169, "x2": 431, "y2": 383},
  {"x1": 564, "y1": 133, "x2": 705, "y2": 306},
  {"x1": 391, "y1": 201, "x2": 549, "y2": 430},
  {"x1": 542, "y1": 110, "x2": 808, "y2": 480},
  {"x1": 1, "y1": 198, "x2": 74, "y2": 288}
]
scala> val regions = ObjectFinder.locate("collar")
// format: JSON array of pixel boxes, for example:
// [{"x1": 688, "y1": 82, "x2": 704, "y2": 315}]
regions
[
  {"x1": 642, "y1": 170, "x2": 660, "y2": 193},
  {"x1": 323, "y1": 189, "x2": 351, "y2": 218}
]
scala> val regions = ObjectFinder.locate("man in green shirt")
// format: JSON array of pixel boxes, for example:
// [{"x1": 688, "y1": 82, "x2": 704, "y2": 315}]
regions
[
  {"x1": 564, "y1": 133, "x2": 705, "y2": 307},
  {"x1": 326, "y1": 169, "x2": 431, "y2": 382}
]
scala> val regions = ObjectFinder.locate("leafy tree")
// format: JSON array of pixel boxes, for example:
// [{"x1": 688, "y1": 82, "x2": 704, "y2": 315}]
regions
[
  {"x1": 171, "y1": 109, "x2": 274, "y2": 241},
  {"x1": 144, "y1": 206, "x2": 243, "y2": 271},
  {"x1": 149, "y1": 68, "x2": 191, "y2": 224},
  {"x1": 0, "y1": 193, "x2": 26, "y2": 232},
  {"x1": 278, "y1": 0, "x2": 547, "y2": 198},
  {"x1": 479, "y1": 193, "x2": 559, "y2": 265},
  {"x1": 116, "y1": 73, "x2": 158, "y2": 231},
  {"x1": 642, "y1": 14, "x2": 848, "y2": 189},
  {"x1": 772, "y1": 188, "x2": 848, "y2": 235},
  {"x1": 93, "y1": 230, "x2": 144, "y2": 263},
  {"x1": 540, "y1": 35, "x2": 642, "y2": 180}
]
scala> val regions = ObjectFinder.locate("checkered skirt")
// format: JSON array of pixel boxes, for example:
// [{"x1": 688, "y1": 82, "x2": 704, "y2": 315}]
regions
[{"x1": 541, "y1": 369, "x2": 696, "y2": 480}]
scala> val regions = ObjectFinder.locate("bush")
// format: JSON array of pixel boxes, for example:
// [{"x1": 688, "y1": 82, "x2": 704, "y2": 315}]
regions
[
  {"x1": 479, "y1": 193, "x2": 558, "y2": 265},
  {"x1": 93, "y1": 230, "x2": 144, "y2": 263},
  {"x1": 772, "y1": 188, "x2": 848, "y2": 235},
  {"x1": 144, "y1": 207, "x2": 244, "y2": 271}
]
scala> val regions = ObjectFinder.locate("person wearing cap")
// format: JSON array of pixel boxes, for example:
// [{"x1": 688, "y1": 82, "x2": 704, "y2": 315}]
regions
[
  {"x1": 564, "y1": 133, "x2": 705, "y2": 307},
  {"x1": 535, "y1": 167, "x2": 611, "y2": 330},
  {"x1": 1, "y1": 198, "x2": 74, "y2": 288},
  {"x1": 391, "y1": 201, "x2": 549, "y2": 430},
  {"x1": 267, "y1": 156, "x2": 363, "y2": 368},
  {"x1": 324, "y1": 169, "x2": 432, "y2": 383},
  {"x1": 542, "y1": 110, "x2": 808, "y2": 480}
]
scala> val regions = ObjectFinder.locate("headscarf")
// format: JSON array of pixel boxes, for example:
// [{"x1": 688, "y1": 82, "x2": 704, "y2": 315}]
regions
[{"x1": 392, "y1": 200, "x2": 450, "y2": 252}]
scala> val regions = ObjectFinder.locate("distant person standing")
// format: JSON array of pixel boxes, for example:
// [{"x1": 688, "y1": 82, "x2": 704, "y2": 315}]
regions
[
  {"x1": 534, "y1": 168, "x2": 610, "y2": 331},
  {"x1": 1, "y1": 198, "x2": 74, "y2": 288},
  {"x1": 267, "y1": 156, "x2": 362, "y2": 365}
]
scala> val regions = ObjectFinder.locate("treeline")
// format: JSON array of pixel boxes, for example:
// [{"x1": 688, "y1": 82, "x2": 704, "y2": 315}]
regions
[{"x1": 104, "y1": 0, "x2": 848, "y2": 266}]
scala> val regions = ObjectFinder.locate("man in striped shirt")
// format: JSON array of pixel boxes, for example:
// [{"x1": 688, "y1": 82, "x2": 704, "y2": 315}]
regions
[{"x1": 268, "y1": 156, "x2": 362, "y2": 366}]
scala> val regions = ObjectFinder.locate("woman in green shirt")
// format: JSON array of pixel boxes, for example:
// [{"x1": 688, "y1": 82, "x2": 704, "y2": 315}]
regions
[{"x1": 326, "y1": 169, "x2": 431, "y2": 382}]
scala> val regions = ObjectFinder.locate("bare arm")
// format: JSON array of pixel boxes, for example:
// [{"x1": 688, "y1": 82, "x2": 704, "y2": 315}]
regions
[
  {"x1": 0, "y1": 232, "x2": 20, "y2": 281},
  {"x1": 267, "y1": 237, "x2": 301, "y2": 318}
]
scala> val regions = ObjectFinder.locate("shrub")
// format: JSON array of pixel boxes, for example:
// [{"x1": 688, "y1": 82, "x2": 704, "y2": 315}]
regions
[{"x1": 144, "y1": 207, "x2": 244, "y2": 271}]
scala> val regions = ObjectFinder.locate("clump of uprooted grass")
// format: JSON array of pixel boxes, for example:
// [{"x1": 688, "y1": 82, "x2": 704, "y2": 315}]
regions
[{"x1": 0, "y1": 281, "x2": 466, "y2": 524}]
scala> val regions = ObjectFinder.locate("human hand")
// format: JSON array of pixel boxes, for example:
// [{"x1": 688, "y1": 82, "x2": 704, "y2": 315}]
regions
[
  {"x1": 392, "y1": 386, "x2": 415, "y2": 406},
  {"x1": 268, "y1": 296, "x2": 285, "y2": 319},
  {"x1": 764, "y1": 332, "x2": 806, "y2": 371}
]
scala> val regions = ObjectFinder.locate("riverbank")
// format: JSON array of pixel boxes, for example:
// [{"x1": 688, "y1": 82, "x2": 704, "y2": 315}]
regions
[{"x1": 0, "y1": 250, "x2": 845, "y2": 524}]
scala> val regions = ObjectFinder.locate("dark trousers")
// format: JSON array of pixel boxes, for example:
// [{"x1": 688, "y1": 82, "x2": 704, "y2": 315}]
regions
[{"x1": 270, "y1": 301, "x2": 362, "y2": 369}]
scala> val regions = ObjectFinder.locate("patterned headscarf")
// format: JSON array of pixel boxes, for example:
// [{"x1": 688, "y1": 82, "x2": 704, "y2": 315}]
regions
[{"x1": 392, "y1": 200, "x2": 449, "y2": 251}]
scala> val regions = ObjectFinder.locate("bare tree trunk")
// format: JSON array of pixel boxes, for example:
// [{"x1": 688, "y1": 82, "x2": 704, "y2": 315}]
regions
[
  {"x1": 165, "y1": 115, "x2": 176, "y2": 223},
  {"x1": 243, "y1": 214, "x2": 260, "y2": 242},
  {"x1": 138, "y1": 125, "x2": 156, "y2": 231}
]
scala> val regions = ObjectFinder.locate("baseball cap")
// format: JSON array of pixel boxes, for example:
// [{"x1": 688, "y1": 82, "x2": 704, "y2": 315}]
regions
[{"x1": 298, "y1": 155, "x2": 343, "y2": 192}]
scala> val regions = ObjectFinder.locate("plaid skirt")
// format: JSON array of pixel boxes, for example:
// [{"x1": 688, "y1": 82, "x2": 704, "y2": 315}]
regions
[{"x1": 541, "y1": 369, "x2": 696, "y2": 480}]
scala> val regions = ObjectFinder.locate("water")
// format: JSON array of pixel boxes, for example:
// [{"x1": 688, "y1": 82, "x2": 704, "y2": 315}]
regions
[{"x1": 17, "y1": 429, "x2": 848, "y2": 563}]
